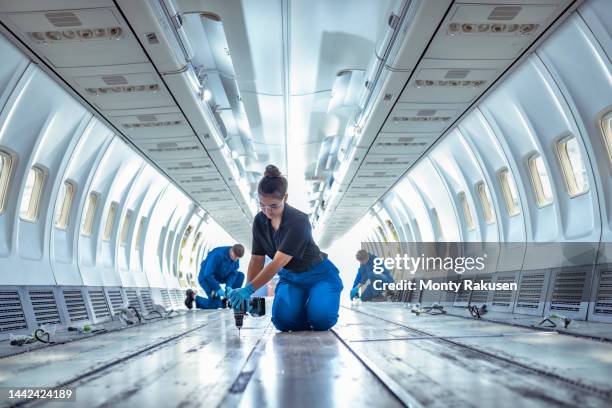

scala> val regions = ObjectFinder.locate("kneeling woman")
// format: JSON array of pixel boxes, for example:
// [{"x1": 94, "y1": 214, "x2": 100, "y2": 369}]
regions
[{"x1": 228, "y1": 165, "x2": 343, "y2": 331}]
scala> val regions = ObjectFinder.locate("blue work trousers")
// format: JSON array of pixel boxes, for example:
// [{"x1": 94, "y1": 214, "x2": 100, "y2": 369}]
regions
[
  {"x1": 195, "y1": 271, "x2": 245, "y2": 309},
  {"x1": 272, "y1": 258, "x2": 343, "y2": 331}
]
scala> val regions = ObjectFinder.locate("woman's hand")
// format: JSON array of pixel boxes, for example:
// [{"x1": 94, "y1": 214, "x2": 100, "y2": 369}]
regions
[{"x1": 229, "y1": 283, "x2": 255, "y2": 310}]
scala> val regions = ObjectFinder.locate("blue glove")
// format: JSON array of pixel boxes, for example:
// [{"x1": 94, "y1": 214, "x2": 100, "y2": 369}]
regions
[
  {"x1": 216, "y1": 288, "x2": 226, "y2": 298},
  {"x1": 229, "y1": 283, "x2": 255, "y2": 310},
  {"x1": 225, "y1": 287, "x2": 233, "y2": 298},
  {"x1": 350, "y1": 287, "x2": 359, "y2": 300}
]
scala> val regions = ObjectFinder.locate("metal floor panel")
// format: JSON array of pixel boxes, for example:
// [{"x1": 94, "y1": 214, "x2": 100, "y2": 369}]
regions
[
  {"x1": 1, "y1": 303, "x2": 611, "y2": 407},
  {"x1": 336, "y1": 307, "x2": 612, "y2": 408}
]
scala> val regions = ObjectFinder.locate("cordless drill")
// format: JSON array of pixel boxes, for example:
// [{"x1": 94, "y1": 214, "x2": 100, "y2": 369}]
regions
[{"x1": 221, "y1": 297, "x2": 266, "y2": 335}]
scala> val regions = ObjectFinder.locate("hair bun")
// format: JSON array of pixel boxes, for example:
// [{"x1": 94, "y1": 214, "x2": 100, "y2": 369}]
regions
[{"x1": 264, "y1": 164, "x2": 281, "y2": 178}]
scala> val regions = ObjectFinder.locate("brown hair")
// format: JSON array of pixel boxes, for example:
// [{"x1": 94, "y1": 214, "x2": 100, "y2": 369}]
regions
[
  {"x1": 356, "y1": 249, "x2": 369, "y2": 261},
  {"x1": 232, "y1": 244, "x2": 245, "y2": 258},
  {"x1": 257, "y1": 164, "x2": 288, "y2": 199}
]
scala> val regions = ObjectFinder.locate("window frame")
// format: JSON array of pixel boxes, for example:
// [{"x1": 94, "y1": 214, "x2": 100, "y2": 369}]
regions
[
  {"x1": 103, "y1": 202, "x2": 118, "y2": 242},
  {"x1": 458, "y1": 191, "x2": 475, "y2": 231},
  {"x1": 119, "y1": 210, "x2": 133, "y2": 247},
  {"x1": 601, "y1": 110, "x2": 612, "y2": 168},
  {"x1": 527, "y1": 154, "x2": 554, "y2": 208},
  {"x1": 54, "y1": 180, "x2": 76, "y2": 230},
  {"x1": 476, "y1": 181, "x2": 495, "y2": 224},
  {"x1": 556, "y1": 135, "x2": 589, "y2": 197},
  {"x1": 81, "y1": 192, "x2": 98, "y2": 236},
  {"x1": 498, "y1": 168, "x2": 521, "y2": 217},
  {"x1": 135, "y1": 216, "x2": 147, "y2": 251},
  {"x1": 0, "y1": 150, "x2": 14, "y2": 214},
  {"x1": 430, "y1": 208, "x2": 444, "y2": 242},
  {"x1": 19, "y1": 165, "x2": 46, "y2": 223}
]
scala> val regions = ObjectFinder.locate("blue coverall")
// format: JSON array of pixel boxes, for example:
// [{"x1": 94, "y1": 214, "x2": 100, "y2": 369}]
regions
[
  {"x1": 195, "y1": 246, "x2": 244, "y2": 309},
  {"x1": 351, "y1": 253, "x2": 394, "y2": 301},
  {"x1": 272, "y1": 258, "x2": 343, "y2": 331}
]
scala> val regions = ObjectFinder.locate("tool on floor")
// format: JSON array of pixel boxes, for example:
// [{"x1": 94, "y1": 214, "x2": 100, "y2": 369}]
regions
[
  {"x1": 538, "y1": 313, "x2": 572, "y2": 329},
  {"x1": 228, "y1": 297, "x2": 266, "y2": 336},
  {"x1": 468, "y1": 304, "x2": 488, "y2": 319},
  {"x1": 9, "y1": 325, "x2": 56, "y2": 346},
  {"x1": 411, "y1": 303, "x2": 446, "y2": 316}
]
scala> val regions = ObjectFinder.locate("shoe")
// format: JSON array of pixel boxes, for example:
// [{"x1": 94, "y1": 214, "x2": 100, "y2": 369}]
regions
[{"x1": 184, "y1": 289, "x2": 195, "y2": 309}]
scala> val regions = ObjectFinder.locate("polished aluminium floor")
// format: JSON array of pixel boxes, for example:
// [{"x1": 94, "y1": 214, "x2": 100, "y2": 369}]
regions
[{"x1": 0, "y1": 301, "x2": 611, "y2": 408}]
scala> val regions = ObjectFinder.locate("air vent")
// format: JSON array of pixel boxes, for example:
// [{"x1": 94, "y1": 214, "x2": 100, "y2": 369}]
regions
[
  {"x1": 492, "y1": 275, "x2": 516, "y2": 307},
  {"x1": 45, "y1": 11, "x2": 82, "y2": 27},
  {"x1": 149, "y1": 145, "x2": 199, "y2": 153},
  {"x1": 63, "y1": 290, "x2": 89, "y2": 322},
  {"x1": 392, "y1": 115, "x2": 451, "y2": 123},
  {"x1": 157, "y1": 142, "x2": 178, "y2": 149},
  {"x1": 550, "y1": 269, "x2": 586, "y2": 313},
  {"x1": 417, "y1": 109, "x2": 436, "y2": 116},
  {"x1": 160, "y1": 289, "x2": 171, "y2": 309},
  {"x1": 0, "y1": 291, "x2": 27, "y2": 332},
  {"x1": 365, "y1": 159, "x2": 412, "y2": 166},
  {"x1": 445, "y1": 69, "x2": 470, "y2": 79},
  {"x1": 108, "y1": 289, "x2": 124, "y2": 312},
  {"x1": 454, "y1": 277, "x2": 471, "y2": 304},
  {"x1": 125, "y1": 289, "x2": 141, "y2": 313},
  {"x1": 378, "y1": 141, "x2": 428, "y2": 147},
  {"x1": 172, "y1": 290, "x2": 182, "y2": 307},
  {"x1": 140, "y1": 290, "x2": 154, "y2": 313},
  {"x1": 137, "y1": 114, "x2": 158, "y2": 122},
  {"x1": 88, "y1": 289, "x2": 110, "y2": 319},
  {"x1": 594, "y1": 269, "x2": 612, "y2": 315},
  {"x1": 470, "y1": 275, "x2": 492, "y2": 303},
  {"x1": 488, "y1": 6, "x2": 522, "y2": 21},
  {"x1": 102, "y1": 75, "x2": 128, "y2": 85},
  {"x1": 447, "y1": 22, "x2": 538, "y2": 36},
  {"x1": 86, "y1": 84, "x2": 160, "y2": 96},
  {"x1": 29, "y1": 27, "x2": 123, "y2": 43},
  {"x1": 516, "y1": 271, "x2": 545, "y2": 309},
  {"x1": 29, "y1": 290, "x2": 61, "y2": 325},
  {"x1": 167, "y1": 163, "x2": 212, "y2": 171},
  {"x1": 122, "y1": 120, "x2": 182, "y2": 129},
  {"x1": 415, "y1": 79, "x2": 485, "y2": 88}
]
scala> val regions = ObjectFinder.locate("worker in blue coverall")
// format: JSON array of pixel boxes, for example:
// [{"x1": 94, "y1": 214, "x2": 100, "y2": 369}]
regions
[
  {"x1": 184, "y1": 244, "x2": 245, "y2": 309},
  {"x1": 227, "y1": 165, "x2": 343, "y2": 331},
  {"x1": 350, "y1": 249, "x2": 394, "y2": 301}
]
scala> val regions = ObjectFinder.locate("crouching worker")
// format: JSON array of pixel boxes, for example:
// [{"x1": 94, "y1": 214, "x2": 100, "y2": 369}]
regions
[
  {"x1": 184, "y1": 244, "x2": 245, "y2": 309},
  {"x1": 350, "y1": 250, "x2": 394, "y2": 301},
  {"x1": 228, "y1": 165, "x2": 343, "y2": 331}
]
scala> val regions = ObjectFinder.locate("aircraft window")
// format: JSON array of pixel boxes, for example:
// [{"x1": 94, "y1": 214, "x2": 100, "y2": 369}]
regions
[
  {"x1": 135, "y1": 216, "x2": 147, "y2": 250},
  {"x1": 192, "y1": 231, "x2": 202, "y2": 252},
  {"x1": 603, "y1": 111, "x2": 612, "y2": 166},
  {"x1": 557, "y1": 136, "x2": 589, "y2": 197},
  {"x1": 103, "y1": 202, "x2": 118, "y2": 242},
  {"x1": 386, "y1": 220, "x2": 400, "y2": 242},
  {"x1": 20, "y1": 166, "x2": 46, "y2": 222},
  {"x1": 81, "y1": 192, "x2": 98, "y2": 236},
  {"x1": 458, "y1": 192, "x2": 475, "y2": 231},
  {"x1": 528, "y1": 154, "x2": 554, "y2": 207},
  {"x1": 55, "y1": 180, "x2": 76, "y2": 229},
  {"x1": 158, "y1": 226, "x2": 167, "y2": 262},
  {"x1": 0, "y1": 151, "x2": 13, "y2": 214},
  {"x1": 166, "y1": 231, "x2": 175, "y2": 275},
  {"x1": 498, "y1": 169, "x2": 520, "y2": 216},
  {"x1": 476, "y1": 182, "x2": 495, "y2": 224},
  {"x1": 431, "y1": 208, "x2": 444, "y2": 242},
  {"x1": 120, "y1": 210, "x2": 133, "y2": 247}
]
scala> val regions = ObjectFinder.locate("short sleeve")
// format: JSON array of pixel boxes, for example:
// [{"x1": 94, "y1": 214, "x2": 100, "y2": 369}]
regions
[
  {"x1": 251, "y1": 219, "x2": 266, "y2": 256},
  {"x1": 277, "y1": 218, "x2": 310, "y2": 258}
]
